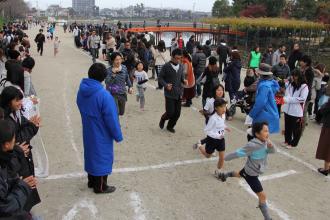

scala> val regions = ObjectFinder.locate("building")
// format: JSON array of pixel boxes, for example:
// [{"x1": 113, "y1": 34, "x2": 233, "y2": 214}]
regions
[{"x1": 72, "y1": 0, "x2": 95, "y2": 16}]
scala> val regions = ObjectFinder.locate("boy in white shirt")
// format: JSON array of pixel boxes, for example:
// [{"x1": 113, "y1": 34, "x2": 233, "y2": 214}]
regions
[{"x1": 193, "y1": 98, "x2": 230, "y2": 170}]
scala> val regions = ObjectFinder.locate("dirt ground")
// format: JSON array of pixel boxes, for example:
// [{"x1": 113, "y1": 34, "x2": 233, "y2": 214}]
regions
[{"x1": 24, "y1": 26, "x2": 330, "y2": 220}]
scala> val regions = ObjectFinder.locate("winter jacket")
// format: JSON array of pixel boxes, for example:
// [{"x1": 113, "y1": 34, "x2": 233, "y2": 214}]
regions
[
  {"x1": 288, "y1": 50, "x2": 303, "y2": 71},
  {"x1": 8, "y1": 145, "x2": 40, "y2": 212},
  {"x1": 77, "y1": 78, "x2": 123, "y2": 176},
  {"x1": 0, "y1": 149, "x2": 31, "y2": 219},
  {"x1": 223, "y1": 59, "x2": 242, "y2": 93},
  {"x1": 4, "y1": 110, "x2": 41, "y2": 211},
  {"x1": 6, "y1": 111, "x2": 39, "y2": 147},
  {"x1": 192, "y1": 52, "x2": 207, "y2": 75},
  {"x1": 34, "y1": 33, "x2": 45, "y2": 45},
  {"x1": 282, "y1": 83, "x2": 309, "y2": 117},
  {"x1": 272, "y1": 63, "x2": 290, "y2": 80},
  {"x1": 186, "y1": 40, "x2": 195, "y2": 55},
  {"x1": 152, "y1": 49, "x2": 171, "y2": 66},
  {"x1": 217, "y1": 43, "x2": 230, "y2": 61},
  {"x1": 105, "y1": 65, "x2": 132, "y2": 97},
  {"x1": 158, "y1": 62, "x2": 185, "y2": 100},
  {"x1": 200, "y1": 67, "x2": 220, "y2": 100},
  {"x1": 262, "y1": 52, "x2": 273, "y2": 66},
  {"x1": 249, "y1": 79, "x2": 280, "y2": 133},
  {"x1": 302, "y1": 67, "x2": 315, "y2": 101},
  {"x1": 225, "y1": 138, "x2": 276, "y2": 176}
]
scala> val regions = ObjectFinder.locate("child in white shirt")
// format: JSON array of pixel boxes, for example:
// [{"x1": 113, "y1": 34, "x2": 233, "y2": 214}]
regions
[
  {"x1": 134, "y1": 62, "x2": 149, "y2": 110},
  {"x1": 193, "y1": 98, "x2": 230, "y2": 170},
  {"x1": 54, "y1": 37, "x2": 60, "y2": 57}
]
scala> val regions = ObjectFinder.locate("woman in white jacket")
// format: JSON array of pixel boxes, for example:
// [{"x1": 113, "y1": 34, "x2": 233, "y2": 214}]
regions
[
  {"x1": 152, "y1": 40, "x2": 170, "y2": 89},
  {"x1": 282, "y1": 69, "x2": 309, "y2": 149}
]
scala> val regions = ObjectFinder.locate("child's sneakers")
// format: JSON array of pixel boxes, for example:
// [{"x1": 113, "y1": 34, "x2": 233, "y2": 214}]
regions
[
  {"x1": 214, "y1": 170, "x2": 227, "y2": 182},
  {"x1": 193, "y1": 141, "x2": 201, "y2": 150}
]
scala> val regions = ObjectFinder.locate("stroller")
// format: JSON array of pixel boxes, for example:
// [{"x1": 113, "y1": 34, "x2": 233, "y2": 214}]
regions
[
  {"x1": 228, "y1": 92, "x2": 255, "y2": 116},
  {"x1": 228, "y1": 74, "x2": 258, "y2": 117}
]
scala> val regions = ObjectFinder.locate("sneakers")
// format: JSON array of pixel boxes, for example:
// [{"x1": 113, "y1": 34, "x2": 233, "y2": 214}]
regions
[
  {"x1": 214, "y1": 170, "x2": 227, "y2": 182},
  {"x1": 193, "y1": 142, "x2": 202, "y2": 150},
  {"x1": 167, "y1": 127, "x2": 176, "y2": 133},
  {"x1": 281, "y1": 142, "x2": 288, "y2": 148},
  {"x1": 286, "y1": 145, "x2": 293, "y2": 149}
]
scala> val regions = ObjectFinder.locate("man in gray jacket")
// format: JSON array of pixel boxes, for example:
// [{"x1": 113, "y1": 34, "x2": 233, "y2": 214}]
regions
[
  {"x1": 88, "y1": 30, "x2": 100, "y2": 63},
  {"x1": 158, "y1": 49, "x2": 187, "y2": 133}
]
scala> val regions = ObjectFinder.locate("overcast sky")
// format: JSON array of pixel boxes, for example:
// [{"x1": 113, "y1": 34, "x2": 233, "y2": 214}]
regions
[{"x1": 28, "y1": 0, "x2": 216, "y2": 12}]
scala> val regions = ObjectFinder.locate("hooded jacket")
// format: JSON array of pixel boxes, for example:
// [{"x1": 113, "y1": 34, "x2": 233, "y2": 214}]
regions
[
  {"x1": 225, "y1": 138, "x2": 276, "y2": 176},
  {"x1": 0, "y1": 149, "x2": 31, "y2": 219},
  {"x1": 223, "y1": 59, "x2": 242, "y2": 92},
  {"x1": 192, "y1": 52, "x2": 207, "y2": 75},
  {"x1": 288, "y1": 50, "x2": 303, "y2": 71},
  {"x1": 77, "y1": 78, "x2": 123, "y2": 176},
  {"x1": 249, "y1": 79, "x2": 280, "y2": 133}
]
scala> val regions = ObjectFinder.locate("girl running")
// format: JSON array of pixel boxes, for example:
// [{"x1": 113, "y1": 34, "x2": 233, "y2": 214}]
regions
[
  {"x1": 193, "y1": 98, "x2": 230, "y2": 171},
  {"x1": 134, "y1": 62, "x2": 149, "y2": 110}
]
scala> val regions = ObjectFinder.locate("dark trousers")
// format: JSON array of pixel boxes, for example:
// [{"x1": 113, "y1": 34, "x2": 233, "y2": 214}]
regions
[
  {"x1": 277, "y1": 104, "x2": 282, "y2": 118},
  {"x1": 194, "y1": 72, "x2": 202, "y2": 96},
  {"x1": 155, "y1": 65, "x2": 163, "y2": 89},
  {"x1": 161, "y1": 97, "x2": 182, "y2": 129},
  {"x1": 284, "y1": 113, "x2": 303, "y2": 147},
  {"x1": 219, "y1": 59, "x2": 227, "y2": 74},
  {"x1": 37, "y1": 43, "x2": 43, "y2": 55},
  {"x1": 88, "y1": 174, "x2": 108, "y2": 192}
]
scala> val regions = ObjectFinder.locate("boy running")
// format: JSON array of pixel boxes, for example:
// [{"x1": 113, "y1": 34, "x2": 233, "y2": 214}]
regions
[{"x1": 216, "y1": 122, "x2": 276, "y2": 220}]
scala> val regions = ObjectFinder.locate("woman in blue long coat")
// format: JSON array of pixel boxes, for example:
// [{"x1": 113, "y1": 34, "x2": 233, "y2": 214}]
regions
[
  {"x1": 248, "y1": 64, "x2": 280, "y2": 134},
  {"x1": 77, "y1": 63, "x2": 123, "y2": 194}
]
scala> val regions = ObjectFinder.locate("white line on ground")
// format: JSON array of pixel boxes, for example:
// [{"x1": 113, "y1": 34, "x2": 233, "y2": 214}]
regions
[
  {"x1": 239, "y1": 170, "x2": 297, "y2": 220},
  {"x1": 259, "y1": 170, "x2": 297, "y2": 182},
  {"x1": 62, "y1": 199, "x2": 98, "y2": 220},
  {"x1": 45, "y1": 157, "x2": 219, "y2": 180},
  {"x1": 130, "y1": 192, "x2": 146, "y2": 220},
  {"x1": 63, "y1": 71, "x2": 82, "y2": 165}
]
